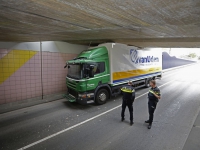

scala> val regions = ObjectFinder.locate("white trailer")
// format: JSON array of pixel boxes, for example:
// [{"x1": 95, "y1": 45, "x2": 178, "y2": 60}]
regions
[{"x1": 99, "y1": 43, "x2": 162, "y2": 86}]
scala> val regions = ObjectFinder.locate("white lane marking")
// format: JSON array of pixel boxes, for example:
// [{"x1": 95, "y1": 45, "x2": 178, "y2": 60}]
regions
[
  {"x1": 158, "y1": 80, "x2": 174, "y2": 88},
  {"x1": 162, "y1": 72, "x2": 177, "y2": 79},
  {"x1": 162, "y1": 63, "x2": 197, "y2": 79},
  {"x1": 18, "y1": 80, "x2": 174, "y2": 150}
]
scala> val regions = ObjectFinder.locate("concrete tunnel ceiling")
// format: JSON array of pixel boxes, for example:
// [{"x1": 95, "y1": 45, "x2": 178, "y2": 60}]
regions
[{"x1": 0, "y1": 0, "x2": 200, "y2": 47}]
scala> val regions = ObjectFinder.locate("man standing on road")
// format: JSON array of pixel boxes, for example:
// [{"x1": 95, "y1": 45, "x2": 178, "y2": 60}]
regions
[
  {"x1": 121, "y1": 81, "x2": 135, "y2": 126},
  {"x1": 145, "y1": 80, "x2": 161, "y2": 129}
]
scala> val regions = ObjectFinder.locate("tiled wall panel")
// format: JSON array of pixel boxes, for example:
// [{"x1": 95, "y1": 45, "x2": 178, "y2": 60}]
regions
[
  {"x1": 0, "y1": 49, "x2": 77, "y2": 105},
  {"x1": 41, "y1": 52, "x2": 77, "y2": 96}
]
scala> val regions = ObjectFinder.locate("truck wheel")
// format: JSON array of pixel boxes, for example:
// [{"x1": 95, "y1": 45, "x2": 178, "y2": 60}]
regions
[
  {"x1": 95, "y1": 89, "x2": 109, "y2": 105},
  {"x1": 145, "y1": 78, "x2": 151, "y2": 88}
]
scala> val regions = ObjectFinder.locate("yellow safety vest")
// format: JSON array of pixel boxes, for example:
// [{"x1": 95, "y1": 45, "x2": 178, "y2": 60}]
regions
[
  {"x1": 149, "y1": 89, "x2": 160, "y2": 95},
  {"x1": 121, "y1": 87, "x2": 135, "y2": 93}
]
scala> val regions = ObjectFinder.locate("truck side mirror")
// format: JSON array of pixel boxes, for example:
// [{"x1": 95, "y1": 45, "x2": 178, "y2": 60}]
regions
[
  {"x1": 89, "y1": 65, "x2": 94, "y2": 69},
  {"x1": 89, "y1": 69, "x2": 94, "y2": 78},
  {"x1": 64, "y1": 65, "x2": 70, "y2": 69},
  {"x1": 89, "y1": 65, "x2": 94, "y2": 78}
]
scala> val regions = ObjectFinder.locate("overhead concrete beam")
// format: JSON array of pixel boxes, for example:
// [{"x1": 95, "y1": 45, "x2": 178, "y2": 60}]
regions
[
  {"x1": 115, "y1": 38, "x2": 200, "y2": 48},
  {"x1": 0, "y1": 0, "x2": 200, "y2": 47}
]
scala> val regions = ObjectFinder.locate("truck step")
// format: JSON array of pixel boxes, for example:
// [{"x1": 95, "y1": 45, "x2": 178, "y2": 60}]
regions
[{"x1": 63, "y1": 94, "x2": 76, "y2": 102}]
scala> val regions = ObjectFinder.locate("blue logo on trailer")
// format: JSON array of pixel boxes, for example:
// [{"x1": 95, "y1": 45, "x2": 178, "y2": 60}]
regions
[
  {"x1": 130, "y1": 49, "x2": 138, "y2": 63},
  {"x1": 130, "y1": 49, "x2": 159, "y2": 64}
]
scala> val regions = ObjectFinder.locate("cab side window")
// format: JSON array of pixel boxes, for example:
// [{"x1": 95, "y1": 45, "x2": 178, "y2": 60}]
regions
[{"x1": 94, "y1": 62, "x2": 105, "y2": 74}]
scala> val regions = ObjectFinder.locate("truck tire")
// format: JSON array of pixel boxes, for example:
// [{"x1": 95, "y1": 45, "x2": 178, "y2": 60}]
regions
[
  {"x1": 95, "y1": 89, "x2": 109, "y2": 105},
  {"x1": 145, "y1": 78, "x2": 151, "y2": 88}
]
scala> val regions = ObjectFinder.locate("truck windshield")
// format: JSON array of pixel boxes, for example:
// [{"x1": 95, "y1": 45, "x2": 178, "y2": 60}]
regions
[{"x1": 67, "y1": 64, "x2": 82, "y2": 79}]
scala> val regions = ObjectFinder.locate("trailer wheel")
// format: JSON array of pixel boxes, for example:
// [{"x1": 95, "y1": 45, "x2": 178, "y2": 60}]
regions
[
  {"x1": 95, "y1": 89, "x2": 109, "y2": 105},
  {"x1": 145, "y1": 78, "x2": 151, "y2": 88}
]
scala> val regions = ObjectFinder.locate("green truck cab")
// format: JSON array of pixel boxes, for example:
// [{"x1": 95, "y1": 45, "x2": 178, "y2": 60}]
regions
[
  {"x1": 65, "y1": 46, "x2": 111, "y2": 105},
  {"x1": 65, "y1": 43, "x2": 162, "y2": 105}
]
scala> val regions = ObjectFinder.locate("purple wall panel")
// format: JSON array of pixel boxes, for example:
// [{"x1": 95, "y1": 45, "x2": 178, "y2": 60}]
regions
[{"x1": 162, "y1": 52, "x2": 196, "y2": 70}]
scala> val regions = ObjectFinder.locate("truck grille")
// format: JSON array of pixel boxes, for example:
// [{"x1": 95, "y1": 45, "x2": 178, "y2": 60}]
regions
[
  {"x1": 67, "y1": 81, "x2": 76, "y2": 89},
  {"x1": 68, "y1": 88, "x2": 78, "y2": 98}
]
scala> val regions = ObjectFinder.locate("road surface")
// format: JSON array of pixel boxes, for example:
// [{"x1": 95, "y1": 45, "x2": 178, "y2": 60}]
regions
[{"x1": 0, "y1": 64, "x2": 200, "y2": 150}]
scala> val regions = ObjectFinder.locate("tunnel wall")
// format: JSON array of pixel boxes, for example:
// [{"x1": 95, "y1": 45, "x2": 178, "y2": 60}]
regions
[
  {"x1": 0, "y1": 42, "x2": 87, "y2": 106},
  {"x1": 162, "y1": 52, "x2": 196, "y2": 70},
  {"x1": 0, "y1": 45, "x2": 197, "y2": 107}
]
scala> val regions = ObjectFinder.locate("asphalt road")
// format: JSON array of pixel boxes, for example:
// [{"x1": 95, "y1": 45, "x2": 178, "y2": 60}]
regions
[{"x1": 0, "y1": 64, "x2": 200, "y2": 150}]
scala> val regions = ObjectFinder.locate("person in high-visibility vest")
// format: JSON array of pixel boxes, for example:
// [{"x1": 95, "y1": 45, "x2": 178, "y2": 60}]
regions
[
  {"x1": 121, "y1": 81, "x2": 135, "y2": 126},
  {"x1": 145, "y1": 80, "x2": 161, "y2": 129}
]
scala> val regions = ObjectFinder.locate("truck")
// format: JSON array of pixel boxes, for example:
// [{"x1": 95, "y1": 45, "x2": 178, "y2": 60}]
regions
[{"x1": 64, "y1": 43, "x2": 162, "y2": 105}]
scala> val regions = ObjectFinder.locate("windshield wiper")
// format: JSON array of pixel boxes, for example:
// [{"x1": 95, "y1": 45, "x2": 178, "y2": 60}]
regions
[
  {"x1": 67, "y1": 75, "x2": 72, "y2": 78},
  {"x1": 67, "y1": 75, "x2": 81, "y2": 80},
  {"x1": 73, "y1": 57, "x2": 87, "y2": 60}
]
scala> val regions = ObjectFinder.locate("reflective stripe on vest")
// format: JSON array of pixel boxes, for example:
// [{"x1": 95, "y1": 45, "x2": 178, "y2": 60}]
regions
[
  {"x1": 121, "y1": 87, "x2": 135, "y2": 93},
  {"x1": 149, "y1": 89, "x2": 160, "y2": 95}
]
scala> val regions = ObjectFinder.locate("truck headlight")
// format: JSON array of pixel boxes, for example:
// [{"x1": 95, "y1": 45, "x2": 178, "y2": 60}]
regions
[{"x1": 78, "y1": 94, "x2": 87, "y2": 98}]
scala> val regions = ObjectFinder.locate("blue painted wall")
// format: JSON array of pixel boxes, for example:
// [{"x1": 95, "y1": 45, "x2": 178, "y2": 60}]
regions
[{"x1": 162, "y1": 52, "x2": 196, "y2": 70}]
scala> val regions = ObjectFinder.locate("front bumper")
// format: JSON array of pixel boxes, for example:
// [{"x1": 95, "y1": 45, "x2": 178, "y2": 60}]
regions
[
  {"x1": 77, "y1": 95, "x2": 94, "y2": 105},
  {"x1": 65, "y1": 91, "x2": 95, "y2": 105}
]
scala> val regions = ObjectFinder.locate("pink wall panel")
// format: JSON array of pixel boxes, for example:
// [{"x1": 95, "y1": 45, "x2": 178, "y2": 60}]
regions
[{"x1": 0, "y1": 49, "x2": 77, "y2": 105}]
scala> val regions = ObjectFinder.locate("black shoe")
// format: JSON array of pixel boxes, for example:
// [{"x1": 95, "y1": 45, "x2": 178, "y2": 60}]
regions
[
  {"x1": 145, "y1": 120, "x2": 150, "y2": 123},
  {"x1": 121, "y1": 118, "x2": 125, "y2": 122},
  {"x1": 148, "y1": 124, "x2": 151, "y2": 129},
  {"x1": 130, "y1": 121, "x2": 134, "y2": 126}
]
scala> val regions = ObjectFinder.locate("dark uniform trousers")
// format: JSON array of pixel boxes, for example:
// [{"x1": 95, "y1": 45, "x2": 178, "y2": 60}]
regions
[
  {"x1": 121, "y1": 85, "x2": 135, "y2": 122},
  {"x1": 148, "y1": 101, "x2": 157, "y2": 124},
  {"x1": 148, "y1": 86, "x2": 160, "y2": 125},
  {"x1": 121, "y1": 99, "x2": 133, "y2": 121}
]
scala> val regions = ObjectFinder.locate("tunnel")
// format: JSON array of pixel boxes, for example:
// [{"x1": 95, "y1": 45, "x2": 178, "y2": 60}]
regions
[{"x1": 0, "y1": 1, "x2": 200, "y2": 150}]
